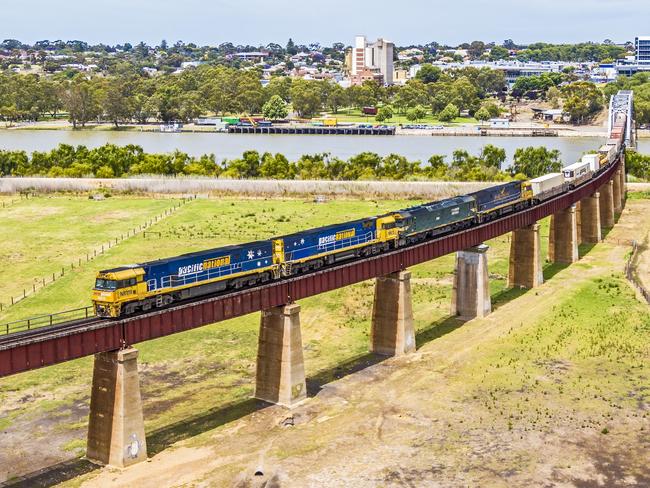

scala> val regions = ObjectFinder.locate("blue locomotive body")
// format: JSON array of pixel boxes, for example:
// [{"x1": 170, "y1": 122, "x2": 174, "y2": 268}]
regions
[
  {"x1": 142, "y1": 241, "x2": 275, "y2": 291},
  {"x1": 281, "y1": 217, "x2": 378, "y2": 263},
  {"x1": 397, "y1": 196, "x2": 476, "y2": 236},
  {"x1": 470, "y1": 181, "x2": 524, "y2": 213}
]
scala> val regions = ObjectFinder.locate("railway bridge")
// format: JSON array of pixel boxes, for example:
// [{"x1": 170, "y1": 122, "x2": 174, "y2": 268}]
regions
[{"x1": 0, "y1": 92, "x2": 634, "y2": 469}]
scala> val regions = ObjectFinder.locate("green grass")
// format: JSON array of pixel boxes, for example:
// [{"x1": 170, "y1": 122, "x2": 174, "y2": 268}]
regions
[
  {"x1": 0, "y1": 196, "x2": 178, "y2": 310},
  {"x1": 459, "y1": 273, "x2": 650, "y2": 433}
]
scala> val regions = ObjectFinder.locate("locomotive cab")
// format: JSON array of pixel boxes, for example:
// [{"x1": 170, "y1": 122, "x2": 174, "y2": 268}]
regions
[
  {"x1": 92, "y1": 266, "x2": 146, "y2": 317},
  {"x1": 376, "y1": 214, "x2": 407, "y2": 243}
]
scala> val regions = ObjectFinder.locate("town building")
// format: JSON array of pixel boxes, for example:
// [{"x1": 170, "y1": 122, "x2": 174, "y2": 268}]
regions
[
  {"x1": 346, "y1": 35, "x2": 395, "y2": 85},
  {"x1": 635, "y1": 37, "x2": 650, "y2": 64}
]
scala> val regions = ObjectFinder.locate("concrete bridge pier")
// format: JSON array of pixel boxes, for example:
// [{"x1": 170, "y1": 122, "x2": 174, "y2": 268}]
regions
[
  {"x1": 370, "y1": 270, "x2": 416, "y2": 356},
  {"x1": 87, "y1": 348, "x2": 148, "y2": 468},
  {"x1": 600, "y1": 180, "x2": 615, "y2": 229},
  {"x1": 580, "y1": 192, "x2": 602, "y2": 244},
  {"x1": 575, "y1": 201, "x2": 583, "y2": 244},
  {"x1": 613, "y1": 170, "x2": 623, "y2": 215},
  {"x1": 254, "y1": 304, "x2": 306, "y2": 407},
  {"x1": 549, "y1": 204, "x2": 579, "y2": 264},
  {"x1": 508, "y1": 224, "x2": 543, "y2": 289},
  {"x1": 451, "y1": 244, "x2": 491, "y2": 320},
  {"x1": 620, "y1": 153, "x2": 627, "y2": 209}
]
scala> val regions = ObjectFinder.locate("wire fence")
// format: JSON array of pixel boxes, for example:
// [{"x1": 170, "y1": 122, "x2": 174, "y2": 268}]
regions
[
  {"x1": 0, "y1": 306, "x2": 95, "y2": 336},
  {"x1": 625, "y1": 240, "x2": 650, "y2": 304},
  {"x1": 0, "y1": 197, "x2": 195, "y2": 313}
]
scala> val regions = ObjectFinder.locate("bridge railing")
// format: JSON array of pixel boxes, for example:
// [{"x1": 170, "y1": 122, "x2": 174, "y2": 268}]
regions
[{"x1": 0, "y1": 306, "x2": 95, "y2": 336}]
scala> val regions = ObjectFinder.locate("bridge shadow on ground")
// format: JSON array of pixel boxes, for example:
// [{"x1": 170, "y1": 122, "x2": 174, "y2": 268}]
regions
[{"x1": 0, "y1": 458, "x2": 97, "y2": 488}]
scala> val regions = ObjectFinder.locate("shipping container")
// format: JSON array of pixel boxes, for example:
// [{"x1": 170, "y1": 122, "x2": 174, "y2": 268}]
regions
[
  {"x1": 223, "y1": 117, "x2": 240, "y2": 125},
  {"x1": 563, "y1": 161, "x2": 591, "y2": 188},
  {"x1": 529, "y1": 173, "x2": 564, "y2": 200},
  {"x1": 581, "y1": 154, "x2": 600, "y2": 172}
]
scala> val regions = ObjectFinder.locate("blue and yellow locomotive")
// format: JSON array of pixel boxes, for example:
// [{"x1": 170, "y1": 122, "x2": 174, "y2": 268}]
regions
[{"x1": 92, "y1": 182, "x2": 533, "y2": 318}]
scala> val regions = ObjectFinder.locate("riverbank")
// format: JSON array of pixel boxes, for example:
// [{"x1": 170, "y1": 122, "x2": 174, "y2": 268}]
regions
[{"x1": 1, "y1": 119, "x2": 625, "y2": 139}]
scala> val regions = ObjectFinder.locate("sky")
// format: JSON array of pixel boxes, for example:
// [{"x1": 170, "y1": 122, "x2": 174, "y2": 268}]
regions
[{"x1": 1, "y1": 0, "x2": 648, "y2": 47}]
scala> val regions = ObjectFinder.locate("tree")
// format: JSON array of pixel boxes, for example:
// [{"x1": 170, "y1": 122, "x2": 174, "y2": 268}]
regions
[
  {"x1": 62, "y1": 77, "x2": 101, "y2": 128},
  {"x1": 512, "y1": 147, "x2": 562, "y2": 178},
  {"x1": 375, "y1": 106, "x2": 393, "y2": 122},
  {"x1": 262, "y1": 95, "x2": 288, "y2": 120},
  {"x1": 480, "y1": 145, "x2": 506, "y2": 170},
  {"x1": 415, "y1": 64, "x2": 442, "y2": 84},
  {"x1": 266, "y1": 76, "x2": 292, "y2": 102},
  {"x1": 426, "y1": 155, "x2": 448, "y2": 178},
  {"x1": 561, "y1": 81, "x2": 603, "y2": 124},
  {"x1": 547, "y1": 86, "x2": 561, "y2": 109},
  {"x1": 475, "y1": 107, "x2": 490, "y2": 121},
  {"x1": 406, "y1": 105, "x2": 427, "y2": 122},
  {"x1": 259, "y1": 152, "x2": 294, "y2": 179},
  {"x1": 101, "y1": 77, "x2": 134, "y2": 127},
  {"x1": 438, "y1": 103, "x2": 460, "y2": 122},
  {"x1": 468, "y1": 41, "x2": 486, "y2": 60},
  {"x1": 290, "y1": 79, "x2": 323, "y2": 117},
  {"x1": 489, "y1": 46, "x2": 510, "y2": 61},
  {"x1": 326, "y1": 83, "x2": 347, "y2": 114}
]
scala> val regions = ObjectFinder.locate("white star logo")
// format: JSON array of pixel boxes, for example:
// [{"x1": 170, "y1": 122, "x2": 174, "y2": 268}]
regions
[
  {"x1": 300, "y1": 238, "x2": 305, "y2": 244},
  {"x1": 247, "y1": 250, "x2": 255, "y2": 260},
  {"x1": 257, "y1": 250, "x2": 262, "y2": 256}
]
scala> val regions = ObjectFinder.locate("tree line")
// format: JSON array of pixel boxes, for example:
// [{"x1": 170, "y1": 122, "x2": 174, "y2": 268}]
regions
[
  {"x1": 0, "y1": 65, "x2": 510, "y2": 126},
  {"x1": 0, "y1": 143, "x2": 567, "y2": 181}
]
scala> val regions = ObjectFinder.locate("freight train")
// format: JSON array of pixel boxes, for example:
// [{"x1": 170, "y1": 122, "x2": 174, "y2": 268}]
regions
[{"x1": 92, "y1": 119, "x2": 627, "y2": 318}]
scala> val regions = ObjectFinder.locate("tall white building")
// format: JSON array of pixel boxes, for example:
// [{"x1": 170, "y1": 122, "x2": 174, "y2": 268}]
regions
[
  {"x1": 349, "y1": 35, "x2": 395, "y2": 85},
  {"x1": 636, "y1": 37, "x2": 650, "y2": 64}
]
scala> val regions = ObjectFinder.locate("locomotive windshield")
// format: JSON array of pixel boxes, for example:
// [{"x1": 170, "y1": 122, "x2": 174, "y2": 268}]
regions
[
  {"x1": 95, "y1": 279, "x2": 118, "y2": 290},
  {"x1": 94, "y1": 278, "x2": 136, "y2": 290}
]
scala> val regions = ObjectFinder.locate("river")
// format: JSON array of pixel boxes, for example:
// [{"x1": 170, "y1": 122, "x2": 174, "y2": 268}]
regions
[{"x1": 0, "y1": 130, "x2": 647, "y2": 167}]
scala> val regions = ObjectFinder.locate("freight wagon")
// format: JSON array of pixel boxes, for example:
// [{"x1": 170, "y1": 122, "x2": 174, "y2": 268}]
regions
[
  {"x1": 563, "y1": 161, "x2": 591, "y2": 188},
  {"x1": 528, "y1": 173, "x2": 565, "y2": 202}
]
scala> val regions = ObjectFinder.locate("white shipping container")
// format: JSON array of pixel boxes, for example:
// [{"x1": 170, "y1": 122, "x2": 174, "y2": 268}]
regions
[
  {"x1": 529, "y1": 173, "x2": 564, "y2": 196},
  {"x1": 607, "y1": 138, "x2": 622, "y2": 154},
  {"x1": 581, "y1": 154, "x2": 600, "y2": 172},
  {"x1": 563, "y1": 161, "x2": 591, "y2": 182}
]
